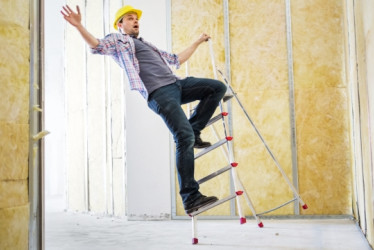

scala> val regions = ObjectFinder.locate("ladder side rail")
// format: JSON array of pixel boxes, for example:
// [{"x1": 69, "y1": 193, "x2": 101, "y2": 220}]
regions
[
  {"x1": 217, "y1": 69, "x2": 307, "y2": 209},
  {"x1": 237, "y1": 176, "x2": 263, "y2": 227},
  {"x1": 229, "y1": 85, "x2": 306, "y2": 207}
]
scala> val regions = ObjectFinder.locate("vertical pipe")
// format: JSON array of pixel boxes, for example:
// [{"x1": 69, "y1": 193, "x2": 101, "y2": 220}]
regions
[
  {"x1": 29, "y1": 0, "x2": 43, "y2": 248},
  {"x1": 40, "y1": 0, "x2": 46, "y2": 246},
  {"x1": 284, "y1": 0, "x2": 300, "y2": 215},
  {"x1": 83, "y1": 0, "x2": 90, "y2": 212},
  {"x1": 103, "y1": 0, "x2": 114, "y2": 214},
  {"x1": 166, "y1": 0, "x2": 178, "y2": 219}
]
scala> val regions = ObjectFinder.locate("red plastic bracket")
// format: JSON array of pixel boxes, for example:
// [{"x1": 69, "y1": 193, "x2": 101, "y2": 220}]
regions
[
  {"x1": 258, "y1": 222, "x2": 264, "y2": 228},
  {"x1": 302, "y1": 204, "x2": 308, "y2": 210},
  {"x1": 226, "y1": 136, "x2": 233, "y2": 141},
  {"x1": 236, "y1": 190, "x2": 243, "y2": 195},
  {"x1": 222, "y1": 112, "x2": 228, "y2": 116},
  {"x1": 192, "y1": 238, "x2": 198, "y2": 244},
  {"x1": 231, "y1": 162, "x2": 238, "y2": 167}
]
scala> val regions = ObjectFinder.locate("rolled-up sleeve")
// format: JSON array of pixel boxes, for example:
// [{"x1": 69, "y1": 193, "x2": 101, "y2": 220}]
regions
[
  {"x1": 90, "y1": 33, "x2": 118, "y2": 55},
  {"x1": 158, "y1": 49, "x2": 180, "y2": 69}
]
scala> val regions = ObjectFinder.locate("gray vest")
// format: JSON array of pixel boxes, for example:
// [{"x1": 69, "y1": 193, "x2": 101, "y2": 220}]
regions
[{"x1": 133, "y1": 38, "x2": 177, "y2": 95}]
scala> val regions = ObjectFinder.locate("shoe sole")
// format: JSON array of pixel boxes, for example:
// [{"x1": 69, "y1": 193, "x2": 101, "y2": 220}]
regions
[
  {"x1": 185, "y1": 197, "x2": 218, "y2": 214},
  {"x1": 193, "y1": 144, "x2": 211, "y2": 149}
]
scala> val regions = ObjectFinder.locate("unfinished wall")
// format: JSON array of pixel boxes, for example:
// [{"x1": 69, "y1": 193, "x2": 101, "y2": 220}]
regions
[
  {"x1": 349, "y1": 0, "x2": 374, "y2": 247},
  {"x1": 291, "y1": 0, "x2": 351, "y2": 214},
  {"x1": 229, "y1": 0, "x2": 294, "y2": 216},
  {"x1": 172, "y1": 0, "x2": 351, "y2": 216},
  {"x1": 0, "y1": 0, "x2": 30, "y2": 249}
]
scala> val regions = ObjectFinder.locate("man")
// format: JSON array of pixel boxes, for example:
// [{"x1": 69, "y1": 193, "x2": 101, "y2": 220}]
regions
[{"x1": 61, "y1": 5, "x2": 227, "y2": 214}]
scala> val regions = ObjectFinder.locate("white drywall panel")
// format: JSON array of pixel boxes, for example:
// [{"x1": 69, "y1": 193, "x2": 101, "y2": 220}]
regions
[
  {"x1": 44, "y1": 0, "x2": 66, "y2": 211},
  {"x1": 124, "y1": 0, "x2": 172, "y2": 220}
]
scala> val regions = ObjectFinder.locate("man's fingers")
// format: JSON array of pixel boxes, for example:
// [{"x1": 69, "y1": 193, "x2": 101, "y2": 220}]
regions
[
  {"x1": 62, "y1": 6, "x2": 69, "y2": 14},
  {"x1": 76, "y1": 6, "x2": 81, "y2": 15},
  {"x1": 66, "y1": 5, "x2": 73, "y2": 13},
  {"x1": 201, "y1": 33, "x2": 210, "y2": 42}
]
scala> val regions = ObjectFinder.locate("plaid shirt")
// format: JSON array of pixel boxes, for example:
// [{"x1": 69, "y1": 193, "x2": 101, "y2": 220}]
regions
[{"x1": 91, "y1": 33, "x2": 180, "y2": 99}]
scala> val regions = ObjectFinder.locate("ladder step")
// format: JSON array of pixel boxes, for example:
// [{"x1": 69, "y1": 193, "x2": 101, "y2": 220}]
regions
[
  {"x1": 189, "y1": 194, "x2": 236, "y2": 216},
  {"x1": 194, "y1": 137, "x2": 232, "y2": 160},
  {"x1": 190, "y1": 94, "x2": 233, "y2": 113},
  {"x1": 222, "y1": 94, "x2": 234, "y2": 102},
  {"x1": 197, "y1": 165, "x2": 232, "y2": 184},
  {"x1": 205, "y1": 112, "x2": 228, "y2": 128}
]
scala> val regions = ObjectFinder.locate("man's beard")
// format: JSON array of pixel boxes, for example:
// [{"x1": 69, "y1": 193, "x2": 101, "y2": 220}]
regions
[{"x1": 131, "y1": 31, "x2": 139, "y2": 37}]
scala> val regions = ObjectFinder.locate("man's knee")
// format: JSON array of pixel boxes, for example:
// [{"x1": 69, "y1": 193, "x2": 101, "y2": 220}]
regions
[
  {"x1": 215, "y1": 80, "x2": 227, "y2": 97},
  {"x1": 175, "y1": 130, "x2": 195, "y2": 146}
]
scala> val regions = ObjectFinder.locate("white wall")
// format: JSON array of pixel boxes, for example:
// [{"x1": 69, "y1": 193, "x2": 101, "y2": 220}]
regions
[
  {"x1": 44, "y1": 0, "x2": 66, "y2": 212},
  {"x1": 47, "y1": 0, "x2": 173, "y2": 219},
  {"x1": 124, "y1": 0, "x2": 172, "y2": 220}
]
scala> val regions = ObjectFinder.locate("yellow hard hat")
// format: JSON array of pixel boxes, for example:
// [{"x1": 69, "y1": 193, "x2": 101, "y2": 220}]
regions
[{"x1": 113, "y1": 5, "x2": 142, "y2": 30}]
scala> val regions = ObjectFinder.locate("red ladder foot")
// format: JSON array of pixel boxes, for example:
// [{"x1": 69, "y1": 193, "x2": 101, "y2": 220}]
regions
[
  {"x1": 192, "y1": 238, "x2": 198, "y2": 244},
  {"x1": 258, "y1": 222, "x2": 264, "y2": 228},
  {"x1": 302, "y1": 204, "x2": 308, "y2": 209},
  {"x1": 240, "y1": 217, "x2": 246, "y2": 224}
]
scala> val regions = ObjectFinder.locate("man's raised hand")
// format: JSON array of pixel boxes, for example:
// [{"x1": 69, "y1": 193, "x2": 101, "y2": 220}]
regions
[{"x1": 61, "y1": 5, "x2": 82, "y2": 27}]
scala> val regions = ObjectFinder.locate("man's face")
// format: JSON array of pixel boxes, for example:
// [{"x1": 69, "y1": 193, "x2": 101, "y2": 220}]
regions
[{"x1": 118, "y1": 12, "x2": 139, "y2": 37}]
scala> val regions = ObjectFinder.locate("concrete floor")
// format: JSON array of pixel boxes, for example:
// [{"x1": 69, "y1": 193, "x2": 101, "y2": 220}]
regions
[{"x1": 45, "y1": 211, "x2": 372, "y2": 250}]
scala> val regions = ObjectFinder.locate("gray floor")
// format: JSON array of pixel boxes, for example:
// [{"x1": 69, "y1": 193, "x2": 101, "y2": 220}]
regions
[{"x1": 45, "y1": 211, "x2": 372, "y2": 250}]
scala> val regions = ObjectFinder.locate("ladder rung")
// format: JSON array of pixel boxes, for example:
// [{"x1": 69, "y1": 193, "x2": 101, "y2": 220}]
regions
[
  {"x1": 205, "y1": 112, "x2": 228, "y2": 128},
  {"x1": 189, "y1": 194, "x2": 236, "y2": 216},
  {"x1": 190, "y1": 94, "x2": 233, "y2": 113},
  {"x1": 197, "y1": 165, "x2": 232, "y2": 184},
  {"x1": 194, "y1": 137, "x2": 232, "y2": 159},
  {"x1": 222, "y1": 94, "x2": 234, "y2": 102}
]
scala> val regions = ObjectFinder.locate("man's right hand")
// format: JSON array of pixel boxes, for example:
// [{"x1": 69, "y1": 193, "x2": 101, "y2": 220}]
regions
[
  {"x1": 61, "y1": 5, "x2": 82, "y2": 27},
  {"x1": 60, "y1": 5, "x2": 99, "y2": 48}
]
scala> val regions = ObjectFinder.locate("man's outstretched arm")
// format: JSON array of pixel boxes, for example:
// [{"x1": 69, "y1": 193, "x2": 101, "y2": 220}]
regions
[
  {"x1": 61, "y1": 5, "x2": 99, "y2": 48},
  {"x1": 177, "y1": 33, "x2": 210, "y2": 65}
]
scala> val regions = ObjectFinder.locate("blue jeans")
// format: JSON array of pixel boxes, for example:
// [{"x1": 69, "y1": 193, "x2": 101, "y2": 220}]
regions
[{"x1": 147, "y1": 77, "x2": 227, "y2": 204}]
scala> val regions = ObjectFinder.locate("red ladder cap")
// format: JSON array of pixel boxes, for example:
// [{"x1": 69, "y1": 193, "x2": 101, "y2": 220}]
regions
[
  {"x1": 236, "y1": 190, "x2": 243, "y2": 195},
  {"x1": 258, "y1": 222, "x2": 264, "y2": 228},
  {"x1": 302, "y1": 204, "x2": 308, "y2": 210},
  {"x1": 192, "y1": 238, "x2": 198, "y2": 244}
]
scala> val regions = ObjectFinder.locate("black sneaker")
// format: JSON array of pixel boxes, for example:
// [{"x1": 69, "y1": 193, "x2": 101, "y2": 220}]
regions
[
  {"x1": 194, "y1": 136, "x2": 211, "y2": 148},
  {"x1": 184, "y1": 195, "x2": 218, "y2": 214}
]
